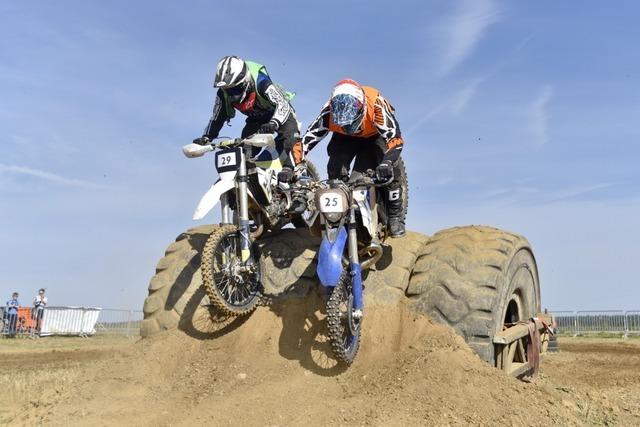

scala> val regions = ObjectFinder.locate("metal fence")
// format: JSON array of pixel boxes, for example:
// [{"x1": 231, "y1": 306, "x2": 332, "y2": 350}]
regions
[
  {"x1": 550, "y1": 310, "x2": 640, "y2": 337},
  {"x1": 3, "y1": 306, "x2": 639, "y2": 338},
  {"x1": 95, "y1": 309, "x2": 143, "y2": 336},
  {"x1": 1, "y1": 306, "x2": 143, "y2": 338}
]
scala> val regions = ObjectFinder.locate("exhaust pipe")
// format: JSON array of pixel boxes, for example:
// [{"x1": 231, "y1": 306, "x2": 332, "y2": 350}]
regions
[{"x1": 359, "y1": 242, "x2": 383, "y2": 270}]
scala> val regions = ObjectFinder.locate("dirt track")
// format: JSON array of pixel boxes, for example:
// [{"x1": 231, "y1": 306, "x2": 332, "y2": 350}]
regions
[{"x1": 2, "y1": 302, "x2": 640, "y2": 426}]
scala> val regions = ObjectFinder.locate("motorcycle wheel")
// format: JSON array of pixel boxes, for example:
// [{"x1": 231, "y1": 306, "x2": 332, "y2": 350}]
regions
[
  {"x1": 202, "y1": 224, "x2": 261, "y2": 316},
  {"x1": 326, "y1": 273, "x2": 361, "y2": 365}
]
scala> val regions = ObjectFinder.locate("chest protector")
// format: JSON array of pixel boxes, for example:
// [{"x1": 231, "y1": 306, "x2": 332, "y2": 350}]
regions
[{"x1": 328, "y1": 86, "x2": 380, "y2": 138}]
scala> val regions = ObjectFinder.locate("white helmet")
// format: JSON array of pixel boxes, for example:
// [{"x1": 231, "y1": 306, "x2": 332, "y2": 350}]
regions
[
  {"x1": 214, "y1": 56, "x2": 251, "y2": 104},
  {"x1": 330, "y1": 79, "x2": 366, "y2": 135}
]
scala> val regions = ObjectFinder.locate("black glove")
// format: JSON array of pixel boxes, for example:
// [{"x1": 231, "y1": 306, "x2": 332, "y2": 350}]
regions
[
  {"x1": 278, "y1": 166, "x2": 294, "y2": 183},
  {"x1": 259, "y1": 120, "x2": 278, "y2": 134},
  {"x1": 193, "y1": 136, "x2": 210, "y2": 146},
  {"x1": 376, "y1": 160, "x2": 394, "y2": 180}
]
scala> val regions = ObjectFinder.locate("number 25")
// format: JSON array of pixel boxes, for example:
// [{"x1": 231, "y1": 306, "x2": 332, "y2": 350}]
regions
[{"x1": 325, "y1": 197, "x2": 337, "y2": 207}]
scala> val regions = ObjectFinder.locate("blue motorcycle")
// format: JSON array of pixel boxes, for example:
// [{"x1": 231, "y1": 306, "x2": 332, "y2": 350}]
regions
[{"x1": 313, "y1": 171, "x2": 392, "y2": 365}]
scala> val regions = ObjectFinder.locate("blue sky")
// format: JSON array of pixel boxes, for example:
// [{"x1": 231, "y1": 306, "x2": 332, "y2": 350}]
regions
[{"x1": 1, "y1": 1, "x2": 639, "y2": 310}]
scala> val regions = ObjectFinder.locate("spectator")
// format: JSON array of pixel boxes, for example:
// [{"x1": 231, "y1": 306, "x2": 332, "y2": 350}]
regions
[
  {"x1": 5, "y1": 292, "x2": 19, "y2": 337},
  {"x1": 33, "y1": 288, "x2": 48, "y2": 333}
]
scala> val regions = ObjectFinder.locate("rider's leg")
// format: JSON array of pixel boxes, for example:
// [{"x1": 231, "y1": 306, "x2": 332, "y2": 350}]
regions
[
  {"x1": 272, "y1": 114, "x2": 308, "y2": 214},
  {"x1": 327, "y1": 133, "x2": 359, "y2": 180},
  {"x1": 353, "y1": 136, "x2": 406, "y2": 238},
  {"x1": 274, "y1": 113, "x2": 300, "y2": 168},
  {"x1": 385, "y1": 173, "x2": 405, "y2": 238},
  {"x1": 241, "y1": 118, "x2": 261, "y2": 138},
  {"x1": 236, "y1": 120, "x2": 266, "y2": 208},
  {"x1": 241, "y1": 119, "x2": 262, "y2": 157}
]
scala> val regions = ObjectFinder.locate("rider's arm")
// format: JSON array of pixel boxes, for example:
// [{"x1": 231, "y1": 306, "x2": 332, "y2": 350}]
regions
[
  {"x1": 203, "y1": 90, "x2": 229, "y2": 139},
  {"x1": 296, "y1": 102, "x2": 331, "y2": 165},
  {"x1": 373, "y1": 95, "x2": 404, "y2": 163},
  {"x1": 257, "y1": 73, "x2": 292, "y2": 127}
]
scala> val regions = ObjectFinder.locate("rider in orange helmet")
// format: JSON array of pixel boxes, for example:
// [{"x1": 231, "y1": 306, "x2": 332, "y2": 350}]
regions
[{"x1": 281, "y1": 79, "x2": 407, "y2": 237}]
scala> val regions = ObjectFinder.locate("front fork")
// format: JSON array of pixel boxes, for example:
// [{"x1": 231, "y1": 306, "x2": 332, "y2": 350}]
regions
[
  {"x1": 347, "y1": 206, "x2": 364, "y2": 311},
  {"x1": 236, "y1": 148, "x2": 253, "y2": 263}
]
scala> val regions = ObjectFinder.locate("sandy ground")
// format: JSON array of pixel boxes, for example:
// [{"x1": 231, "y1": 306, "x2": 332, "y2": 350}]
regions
[{"x1": 1, "y1": 303, "x2": 639, "y2": 426}]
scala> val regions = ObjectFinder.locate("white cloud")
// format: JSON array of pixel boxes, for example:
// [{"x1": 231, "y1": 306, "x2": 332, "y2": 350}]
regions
[
  {"x1": 405, "y1": 78, "x2": 484, "y2": 135},
  {"x1": 449, "y1": 78, "x2": 483, "y2": 116},
  {"x1": 438, "y1": 0, "x2": 501, "y2": 77},
  {"x1": 0, "y1": 164, "x2": 107, "y2": 189},
  {"x1": 546, "y1": 183, "x2": 611, "y2": 203},
  {"x1": 530, "y1": 85, "x2": 555, "y2": 146},
  {"x1": 481, "y1": 182, "x2": 610, "y2": 205}
]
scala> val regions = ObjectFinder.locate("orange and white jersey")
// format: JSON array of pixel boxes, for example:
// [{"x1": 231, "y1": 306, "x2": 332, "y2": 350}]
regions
[{"x1": 296, "y1": 87, "x2": 404, "y2": 164}]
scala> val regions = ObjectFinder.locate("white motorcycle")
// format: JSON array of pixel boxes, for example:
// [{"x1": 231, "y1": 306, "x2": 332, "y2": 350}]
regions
[{"x1": 182, "y1": 134, "x2": 319, "y2": 316}]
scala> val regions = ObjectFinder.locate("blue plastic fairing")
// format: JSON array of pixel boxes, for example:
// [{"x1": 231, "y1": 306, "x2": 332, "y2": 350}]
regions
[{"x1": 317, "y1": 227, "x2": 347, "y2": 288}]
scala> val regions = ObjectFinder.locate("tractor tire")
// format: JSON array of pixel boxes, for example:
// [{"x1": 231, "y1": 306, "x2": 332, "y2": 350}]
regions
[
  {"x1": 141, "y1": 225, "x2": 216, "y2": 337},
  {"x1": 254, "y1": 228, "x2": 321, "y2": 299},
  {"x1": 406, "y1": 226, "x2": 540, "y2": 365},
  {"x1": 141, "y1": 226, "x2": 322, "y2": 337}
]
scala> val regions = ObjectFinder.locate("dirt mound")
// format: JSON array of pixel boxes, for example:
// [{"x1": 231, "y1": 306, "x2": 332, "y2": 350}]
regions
[{"x1": 6, "y1": 298, "x2": 588, "y2": 426}]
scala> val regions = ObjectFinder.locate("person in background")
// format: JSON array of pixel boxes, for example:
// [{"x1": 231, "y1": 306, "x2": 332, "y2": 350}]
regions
[
  {"x1": 5, "y1": 292, "x2": 19, "y2": 337},
  {"x1": 33, "y1": 288, "x2": 48, "y2": 333}
]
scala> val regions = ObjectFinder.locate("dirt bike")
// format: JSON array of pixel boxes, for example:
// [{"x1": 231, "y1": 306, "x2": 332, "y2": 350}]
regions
[
  {"x1": 312, "y1": 168, "x2": 400, "y2": 365},
  {"x1": 182, "y1": 134, "x2": 319, "y2": 316}
]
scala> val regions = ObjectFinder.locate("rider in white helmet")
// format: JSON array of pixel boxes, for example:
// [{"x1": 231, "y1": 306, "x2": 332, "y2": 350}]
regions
[{"x1": 194, "y1": 56, "x2": 299, "y2": 172}]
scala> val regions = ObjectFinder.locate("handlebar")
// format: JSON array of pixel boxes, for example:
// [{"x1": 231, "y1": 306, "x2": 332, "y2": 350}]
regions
[
  {"x1": 296, "y1": 168, "x2": 393, "y2": 192},
  {"x1": 182, "y1": 133, "x2": 275, "y2": 158},
  {"x1": 348, "y1": 169, "x2": 394, "y2": 188}
]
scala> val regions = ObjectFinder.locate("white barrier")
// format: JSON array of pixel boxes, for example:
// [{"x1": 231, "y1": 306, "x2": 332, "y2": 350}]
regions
[
  {"x1": 39, "y1": 307, "x2": 101, "y2": 336},
  {"x1": 2, "y1": 307, "x2": 143, "y2": 337}
]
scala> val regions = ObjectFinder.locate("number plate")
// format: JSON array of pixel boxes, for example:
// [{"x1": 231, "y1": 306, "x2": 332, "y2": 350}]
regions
[
  {"x1": 215, "y1": 148, "x2": 239, "y2": 173},
  {"x1": 319, "y1": 192, "x2": 344, "y2": 213}
]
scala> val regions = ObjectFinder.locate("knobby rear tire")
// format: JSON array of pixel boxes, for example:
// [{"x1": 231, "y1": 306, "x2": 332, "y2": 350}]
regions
[{"x1": 397, "y1": 157, "x2": 409, "y2": 222}]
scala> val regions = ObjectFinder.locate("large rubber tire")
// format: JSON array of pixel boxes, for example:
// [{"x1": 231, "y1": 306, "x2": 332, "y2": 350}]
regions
[
  {"x1": 254, "y1": 228, "x2": 321, "y2": 298},
  {"x1": 141, "y1": 225, "x2": 215, "y2": 337},
  {"x1": 291, "y1": 160, "x2": 321, "y2": 229},
  {"x1": 201, "y1": 224, "x2": 261, "y2": 317},
  {"x1": 406, "y1": 226, "x2": 540, "y2": 365}
]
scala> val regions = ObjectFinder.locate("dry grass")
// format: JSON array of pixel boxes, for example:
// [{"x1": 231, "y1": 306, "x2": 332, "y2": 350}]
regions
[
  {"x1": 0, "y1": 335, "x2": 137, "y2": 424},
  {"x1": 0, "y1": 334, "x2": 138, "y2": 353},
  {"x1": 0, "y1": 364, "x2": 82, "y2": 404}
]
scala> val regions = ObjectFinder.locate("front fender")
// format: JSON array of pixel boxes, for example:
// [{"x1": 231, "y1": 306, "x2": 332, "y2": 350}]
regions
[
  {"x1": 317, "y1": 227, "x2": 347, "y2": 288},
  {"x1": 193, "y1": 171, "x2": 236, "y2": 220}
]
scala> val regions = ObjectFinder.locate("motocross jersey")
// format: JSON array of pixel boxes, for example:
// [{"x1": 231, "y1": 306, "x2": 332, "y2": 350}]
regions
[
  {"x1": 204, "y1": 61, "x2": 294, "y2": 139},
  {"x1": 295, "y1": 87, "x2": 404, "y2": 165}
]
